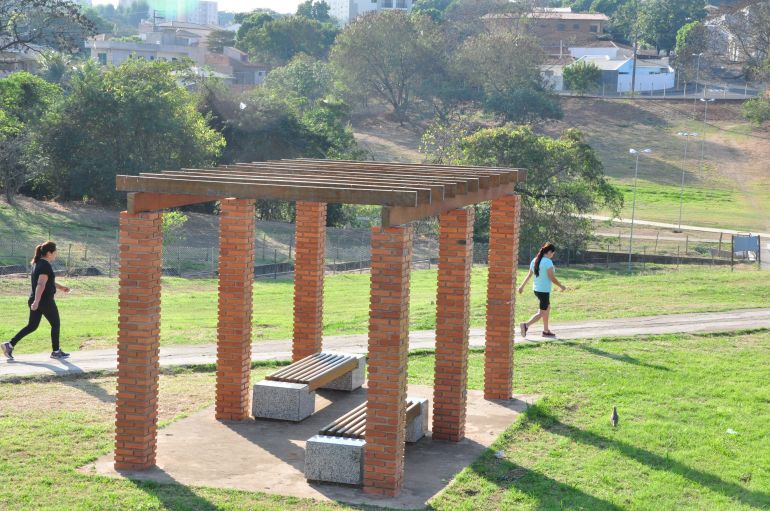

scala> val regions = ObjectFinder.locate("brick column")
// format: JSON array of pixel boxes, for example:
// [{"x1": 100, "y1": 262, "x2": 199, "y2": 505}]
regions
[
  {"x1": 364, "y1": 225, "x2": 413, "y2": 497},
  {"x1": 484, "y1": 194, "x2": 521, "y2": 400},
  {"x1": 292, "y1": 201, "x2": 327, "y2": 361},
  {"x1": 432, "y1": 208, "x2": 474, "y2": 441},
  {"x1": 115, "y1": 211, "x2": 163, "y2": 470},
  {"x1": 216, "y1": 198, "x2": 256, "y2": 421}
]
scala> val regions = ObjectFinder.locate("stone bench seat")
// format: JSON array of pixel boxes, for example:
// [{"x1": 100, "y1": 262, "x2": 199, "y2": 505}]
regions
[
  {"x1": 252, "y1": 352, "x2": 366, "y2": 422},
  {"x1": 305, "y1": 397, "x2": 429, "y2": 485}
]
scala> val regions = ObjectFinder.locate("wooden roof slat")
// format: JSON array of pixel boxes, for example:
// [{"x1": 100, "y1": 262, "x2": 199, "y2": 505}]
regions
[
  {"x1": 233, "y1": 162, "x2": 481, "y2": 193},
  {"x1": 292, "y1": 158, "x2": 525, "y2": 176},
  {"x1": 220, "y1": 164, "x2": 464, "y2": 196},
  {"x1": 116, "y1": 175, "x2": 419, "y2": 207},
  {"x1": 155, "y1": 171, "x2": 436, "y2": 204}
]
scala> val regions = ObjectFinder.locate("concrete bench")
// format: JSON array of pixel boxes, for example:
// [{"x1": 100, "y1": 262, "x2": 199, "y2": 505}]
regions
[
  {"x1": 252, "y1": 352, "x2": 365, "y2": 422},
  {"x1": 304, "y1": 397, "x2": 429, "y2": 485}
]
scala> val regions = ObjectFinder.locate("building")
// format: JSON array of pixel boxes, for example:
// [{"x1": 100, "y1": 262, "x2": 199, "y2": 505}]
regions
[
  {"x1": 205, "y1": 47, "x2": 268, "y2": 91},
  {"x1": 484, "y1": 8, "x2": 609, "y2": 55},
  {"x1": 329, "y1": 0, "x2": 415, "y2": 25},
  {"x1": 187, "y1": 1, "x2": 219, "y2": 26},
  {"x1": 0, "y1": 47, "x2": 42, "y2": 77}
]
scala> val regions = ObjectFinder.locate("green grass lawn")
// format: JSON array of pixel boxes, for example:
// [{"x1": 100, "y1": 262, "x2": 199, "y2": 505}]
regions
[
  {"x1": 1, "y1": 265, "x2": 767, "y2": 354},
  {"x1": 1, "y1": 331, "x2": 768, "y2": 510},
  {"x1": 605, "y1": 179, "x2": 763, "y2": 232}
]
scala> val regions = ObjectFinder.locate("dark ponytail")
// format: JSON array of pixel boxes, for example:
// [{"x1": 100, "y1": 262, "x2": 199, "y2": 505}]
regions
[
  {"x1": 32, "y1": 241, "x2": 57, "y2": 265},
  {"x1": 533, "y1": 242, "x2": 556, "y2": 277}
]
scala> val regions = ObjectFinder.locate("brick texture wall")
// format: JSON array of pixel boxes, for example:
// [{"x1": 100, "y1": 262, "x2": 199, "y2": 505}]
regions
[
  {"x1": 364, "y1": 225, "x2": 413, "y2": 496},
  {"x1": 432, "y1": 208, "x2": 474, "y2": 441},
  {"x1": 484, "y1": 195, "x2": 521, "y2": 400},
  {"x1": 216, "y1": 199, "x2": 256, "y2": 421},
  {"x1": 292, "y1": 201, "x2": 327, "y2": 361},
  {"x1": 115, "y1": 211, "x2": 163, "y2": 470}
]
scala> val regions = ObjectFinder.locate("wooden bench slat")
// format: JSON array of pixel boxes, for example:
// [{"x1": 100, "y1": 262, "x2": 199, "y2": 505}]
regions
[
  {"x1": 269, "y1": 353, "x2": 342, "y2": 382},
  {"x1": 270, "y1": 353, "x2": 338, "y2": 381},
  {"x1": 319, "y1": 399, "x2": 423, "y2": 439},
  {"x1": 307, "y1": 358, "x2": 359, "y2": 391},
  {"x1": 292, "y1": 355, "x2": 347, "y2": 381},
  {"x1": 268, "y1": 353, "x2": 328, "y2": 380}
]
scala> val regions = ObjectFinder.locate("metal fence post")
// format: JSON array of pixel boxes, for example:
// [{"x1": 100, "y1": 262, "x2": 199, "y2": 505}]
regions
[
  {"x1": 273, "y1": 249, "x2": 277, "y2": 279},
  {"x1": 654, "y1": 231, "x2": 659, "y2": 254},
  {"x1": 108, "y1": 254, "x2": 112, "y2": 278}
]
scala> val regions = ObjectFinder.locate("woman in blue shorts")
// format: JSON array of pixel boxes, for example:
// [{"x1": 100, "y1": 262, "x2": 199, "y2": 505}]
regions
[{"x1": 517, "y1": 242, "x2": 566, "y2": 338}]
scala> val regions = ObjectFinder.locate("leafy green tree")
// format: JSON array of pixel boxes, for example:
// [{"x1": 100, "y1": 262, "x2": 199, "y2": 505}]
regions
[
  {"x1": 238, "y1": 16, "x2": 337, "y2": 66},
  {"x1": 263, "y1": 54, "x2": 335, "y2": 111},
  {"x1": 674, "y1": 21, "x2": 708, "y2": 78},
  {"x1": 0, "y1": 72, "x2": 59, "y2": 202},
  {"x1": 236, "y1": 12, "x2": 273, "y2": 42},
  {"x1": 36, "y1": 59, "x2": 224, "y2": 202},
  {"x1": 296, "y1": 0, "x2": 331, "y2": 22},
  {"x1": 330, "y1": 11, "x2": 441, "y2": 123},
  {"x1": 0, "y1": 0, "x2": 96, "y2": 53},
  {"x1": 425, "y1": 124, "x2": 622, "y2": 247},
  {"x1": 741, "y1": 97, "x2": 770, "y2": 125},
  {"x1": 207, "y1": 29, "x2": 236, "y2": 53},
  {"x1": 454, "y1": 31, "x2": 562, "y2": 123},
  {"x1": 563, "y1": 60, "x2": 602, "y2": 95}
]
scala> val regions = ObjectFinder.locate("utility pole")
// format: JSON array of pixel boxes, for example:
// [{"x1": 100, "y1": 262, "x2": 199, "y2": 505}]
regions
[{"x1": 630, "y1": 0, "x2": 639, "y2": 96}]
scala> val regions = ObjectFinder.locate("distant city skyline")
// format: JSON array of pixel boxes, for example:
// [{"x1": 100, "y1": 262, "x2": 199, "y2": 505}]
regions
[{"x1": 92, "y1": 0, "x2": 301, "y2": 14}]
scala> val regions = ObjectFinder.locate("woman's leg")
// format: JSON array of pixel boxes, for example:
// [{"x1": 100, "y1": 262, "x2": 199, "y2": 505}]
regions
[
  {"x1": 40, "y1": 302, "x2": 61, "y2": 352},
  {"x1": 542, "y1": 306, "x2": 551, "y2": 332},
  {"x1": 10, "y1": 307, "x2": 44, "y2": 347},
  {"x1": 526, "y1": 310, "x2": 543, "y2": 327}
]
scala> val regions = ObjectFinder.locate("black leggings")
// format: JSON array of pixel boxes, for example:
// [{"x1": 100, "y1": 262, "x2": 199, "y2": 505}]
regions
[{"x1": 11, "y1": 300, "x2": 60, "y2": 352}]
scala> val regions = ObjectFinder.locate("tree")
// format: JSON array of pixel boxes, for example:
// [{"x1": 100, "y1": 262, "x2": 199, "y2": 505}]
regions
[
  {"x1": 742, "y1": 97, "x2": 770, "y2": 125},
  {"x1": 0, "y1": 0, "x2": 96, "y2": 53},
  {"x1": 36, "y1": 59, "x2": 224, "y2": 202},
  {"x1": 674, "y1": 21, "x2": 708, "y2": 78},
  {"x1": 263, "y1": 54, "x2": 335, "y2": 110},
  {"x1": 236, "y1": 12, "x2": 273, "y2": 42},
  {"x1": 296, "y1": 0, "x2": 331, "y2": 23},
  {"x1": 0, "y1": 72, "x2": 59, "y2": 202},
  {"x1": 717, "y1": 2, "x2": 770, "y2": 80},
  {"x1": 207, "y1": 29, "x2": 236, "y2": 54},
  {"x1": 563, "y1": 60, "x2": 602, "y2": 95},
  {"x1": 454, "y1": 31, "x2": 562, "y2": 123},
  {"x1": 330, "y1": 11, "x2": 441, "y2": 122},
  {"x1": 238, "y1": 15, "x2": 338, "y2": 66},
  {"x1": 425, "y1": 124, "x2": 622, "y2": 247}
]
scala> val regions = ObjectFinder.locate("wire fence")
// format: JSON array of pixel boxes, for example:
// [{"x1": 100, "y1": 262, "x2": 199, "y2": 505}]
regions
[{"x1": 0, "y1": 222, "x2": 762, "y2": 278}]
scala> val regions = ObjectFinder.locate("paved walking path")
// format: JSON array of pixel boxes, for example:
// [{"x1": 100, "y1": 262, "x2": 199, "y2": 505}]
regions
[{"x1": 2, "y1": 308, "x2": 769, "y2": 380}]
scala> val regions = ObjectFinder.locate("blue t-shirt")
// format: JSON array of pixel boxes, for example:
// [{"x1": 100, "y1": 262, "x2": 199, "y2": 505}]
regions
[{"x1": 530, "y1": 257, "x2": 554, "y2": 293}]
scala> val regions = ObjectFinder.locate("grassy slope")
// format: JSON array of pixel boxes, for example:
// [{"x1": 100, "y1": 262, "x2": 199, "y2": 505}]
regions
[
  {"x1": 543, "y1": 98, "x2": 770, "y2": 232},
  {"x1": 1, "y1": 331, "x2": 768, "y2": 510},
  {"x1": 1, "y1": 265, "x2": 767, "y2": 354}
]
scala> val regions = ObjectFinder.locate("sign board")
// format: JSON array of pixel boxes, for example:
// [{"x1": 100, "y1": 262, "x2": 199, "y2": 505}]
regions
[{"x1": 733, "y1": 235, "x2": 760, "y2": 253}]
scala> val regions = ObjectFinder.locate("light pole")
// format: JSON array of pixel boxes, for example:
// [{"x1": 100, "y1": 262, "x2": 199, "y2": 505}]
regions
[
  {"x1": 675, "y1": 132, "x2": 698, "y2": 232},
  {"x1": 628, "y1": 148, "x2": 652, "y2": 272},
  {"x1": 698, "y1": 98, "x2": 715, "y2": 174},
  {"x1": 693, "y1": 52, "x2": 703, "y2": 96}
]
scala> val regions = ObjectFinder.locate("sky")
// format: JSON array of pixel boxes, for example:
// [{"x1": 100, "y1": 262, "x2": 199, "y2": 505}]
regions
[{"x1": 91, "y1": 0, "x2": 303, "y2": 15}]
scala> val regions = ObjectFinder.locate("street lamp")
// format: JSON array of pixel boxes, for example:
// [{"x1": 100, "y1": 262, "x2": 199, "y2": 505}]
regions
[
  {"x1": 692, "y1": 53, "x2": 703, "y2": 97},
  {"x1": 698, "y1": 98, "x2": 716, "y2": 174},
  {"x1": 628, "y1": 148, "x2": 652, "y2": 272},
  {"x1": 675, "y1": 132, "x2": 698, "y2": 232}
]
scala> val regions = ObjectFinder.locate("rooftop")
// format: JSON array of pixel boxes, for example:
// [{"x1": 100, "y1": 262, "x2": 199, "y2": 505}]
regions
[{"x1": 485, "y1": 11, "x2": 609, "y2": 21}]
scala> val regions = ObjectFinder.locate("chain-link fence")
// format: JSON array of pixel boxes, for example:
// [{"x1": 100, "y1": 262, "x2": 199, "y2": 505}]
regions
[{"x1": 1, "y1": 221, "x2": 760, "y2": 278}]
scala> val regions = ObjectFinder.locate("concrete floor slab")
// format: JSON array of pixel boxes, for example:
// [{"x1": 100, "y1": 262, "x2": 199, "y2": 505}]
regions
[{"x1": 83, "y1": 384, "x2": 536, "y2": 509}]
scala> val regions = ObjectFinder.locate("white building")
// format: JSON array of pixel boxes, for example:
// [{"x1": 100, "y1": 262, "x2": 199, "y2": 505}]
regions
[
  {"x1": 187, "y1": 1, "x2": 218, "y2": 26},
  {"x1": 329, "y1": 0, "x2": 414, "y2": 25}
]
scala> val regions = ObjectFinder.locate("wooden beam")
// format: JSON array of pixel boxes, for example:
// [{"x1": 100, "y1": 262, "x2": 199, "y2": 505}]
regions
[
  {"x1": 158, "y1": 170, "x2": 440, "y2": 203},
  {"x1": 127, "y1": 192, "x2": 218, "y2": 214},
  {"x1": 116, "y1": 175, "x2": 419, "y2": 207},
  {"x1": 381, "y1": 183, "x2": 517, "y2": 227}
]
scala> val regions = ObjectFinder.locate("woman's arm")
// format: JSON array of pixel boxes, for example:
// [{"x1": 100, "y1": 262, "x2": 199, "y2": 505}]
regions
[
  {"x1": 517, "y1": 269, "x2": 533, "y2": 294},
  {"x1": 55, "y1": 282, "x2": 70, "y2": 293},
  {"x1": 31, "y1": 274, "x2": 47, "y2": 311},
  {"x1": 547, "y1": 268, "x2": 566, "y2": 291}
]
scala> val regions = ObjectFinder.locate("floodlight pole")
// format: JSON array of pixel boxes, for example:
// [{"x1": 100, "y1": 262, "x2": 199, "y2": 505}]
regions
[{"x1": 628, "y1": 148, "x2": 651, "y2": 272}]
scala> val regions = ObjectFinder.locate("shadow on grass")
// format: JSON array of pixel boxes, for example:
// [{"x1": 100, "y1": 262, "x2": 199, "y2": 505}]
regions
[
  {"x1": 5, "y1": 359, "x2": 116, "y2": 403},
  {"x1": 520, "y1": 405, "x2": 770, "y2": 509},
  {"x1": 573, "y1": 344, "x2": 671, "y2": 371},
  {"x1": 129, "y1": 470, "x2": 221, "y2": 511}
]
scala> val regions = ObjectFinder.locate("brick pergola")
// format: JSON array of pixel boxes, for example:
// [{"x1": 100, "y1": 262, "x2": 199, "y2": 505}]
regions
[{"x1": 113, "y1": 159, "x2": 525, "y2": 496}]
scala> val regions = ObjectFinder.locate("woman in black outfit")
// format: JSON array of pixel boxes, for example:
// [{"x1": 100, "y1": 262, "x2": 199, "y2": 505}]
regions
[{"x1": 3, "y1": 241, "x2": 71, "y2": 360}]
